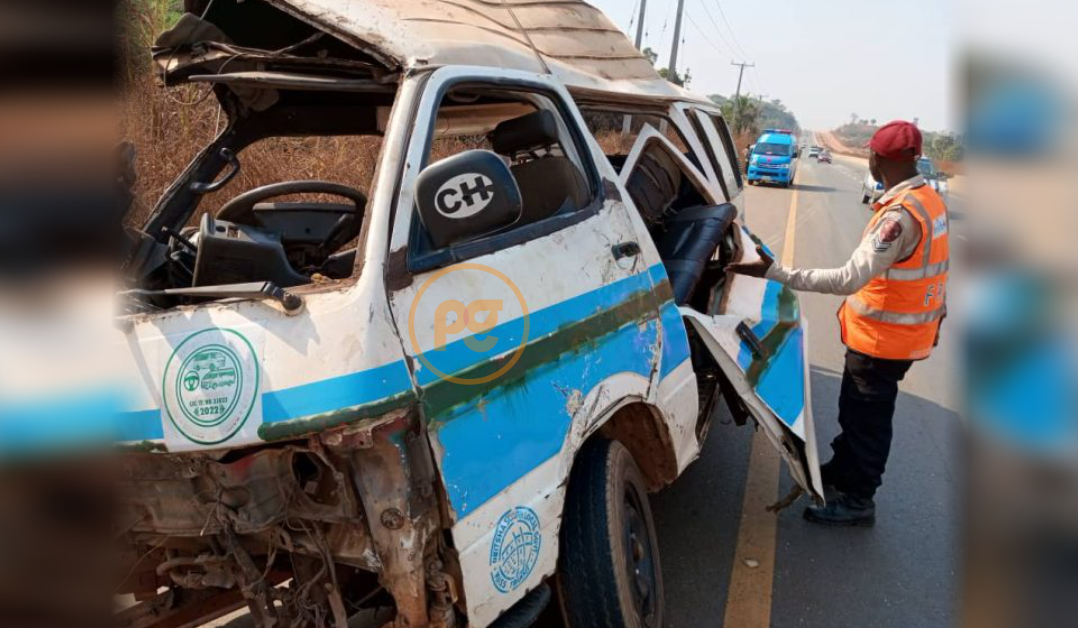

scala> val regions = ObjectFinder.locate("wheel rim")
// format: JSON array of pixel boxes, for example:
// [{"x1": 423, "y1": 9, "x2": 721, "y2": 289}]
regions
[{"x1": 622, "y1": 485, "x2": 659, "y2": 627}]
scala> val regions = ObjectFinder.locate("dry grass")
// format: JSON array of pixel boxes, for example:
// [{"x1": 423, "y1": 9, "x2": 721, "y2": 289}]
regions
[
  {"x1": 119, "y1": 2, "x2": 392, "y2": 226},
  {"x1": 121, "y1": 71, "x2": 387, "y2": 227}
]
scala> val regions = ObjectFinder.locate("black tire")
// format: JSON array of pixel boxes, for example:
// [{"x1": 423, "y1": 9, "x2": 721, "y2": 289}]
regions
[
  {"x1": 861, "y1": 193, "x2": 871, "y2": 204},
  {"x1": 559, "y1": 439, "x2": 664, "y2": 628}
]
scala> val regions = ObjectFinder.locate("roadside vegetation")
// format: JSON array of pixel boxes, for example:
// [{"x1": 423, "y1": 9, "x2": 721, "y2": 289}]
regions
[
  {"x1": 708, "y1": 94, "x2": 800, "y2": 151},
  {"x1": 834, "y1": 114, "x2": 965, "y2": 173},
  {"x1": 119, "y1": 0, "x2": 386, "y2": 226}
]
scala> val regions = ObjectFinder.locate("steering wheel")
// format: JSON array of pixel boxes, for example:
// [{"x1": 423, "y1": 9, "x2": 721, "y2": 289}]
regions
[{"x1": 217, "y1": 180, "x2": 367, "y2": 254}]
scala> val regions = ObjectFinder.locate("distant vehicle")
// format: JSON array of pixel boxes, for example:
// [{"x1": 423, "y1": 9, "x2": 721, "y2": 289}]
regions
[
  {"x1": 862, "y1": 156, "x2": 950, "y2": 204},
  {"x1": 808, "y1": 146, "x2": 822, "y2": 159},
  {"x1": 818, "y1": 150, "x2": 833, "y2": 164},
  {"x1": 861, "y1": 169, "x2": 885, "y2": 204},
  {"x1": 917, "y1": 156, "x2": 951, "y2": 198},
  {"x1": 746, "y1": 131, "x2": 799, "y2": 187}
]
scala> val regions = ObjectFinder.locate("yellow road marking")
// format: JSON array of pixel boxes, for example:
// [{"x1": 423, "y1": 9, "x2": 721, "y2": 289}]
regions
[
  {"x1": 723, "y1": 173, "x2": 801, "y2": 627},
  {"x1": 781, "y1": 184, "x2": 800, "y2": 266},
  {"x1": 723, "y1": 430, "x2": 781, "y2": 627}
]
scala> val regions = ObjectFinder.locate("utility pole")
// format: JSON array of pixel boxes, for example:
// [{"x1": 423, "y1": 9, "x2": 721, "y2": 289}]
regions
[
  {"x1": 667, "y1": 0, "x2": 686, "y2": 82},
  {"x1": 730, "y1": 61, "x2": 755, "y2": 130},
  {"x1": 625, "y1": 0, "x2": 649, "y2": 135},
  {"x1": 634, "y1": 0, "x2": 647, "y2": 48}
]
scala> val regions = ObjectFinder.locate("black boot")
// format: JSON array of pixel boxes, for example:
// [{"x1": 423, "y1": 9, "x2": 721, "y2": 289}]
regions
[{"x1": 803, "y1": 493, "x2": 876, "y2": 527}]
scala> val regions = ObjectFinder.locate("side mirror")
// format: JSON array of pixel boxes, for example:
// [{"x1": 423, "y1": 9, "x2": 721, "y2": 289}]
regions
[{"x1": 415, "y1": 150, "x2": 523, "y2": 249}]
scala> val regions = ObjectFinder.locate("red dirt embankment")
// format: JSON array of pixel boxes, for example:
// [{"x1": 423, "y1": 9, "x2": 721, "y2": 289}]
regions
[
  {"x1": 820, "y1": 130, "x2": 964, "y2": 175},
  {"x1": 818, "y1": 131, "x2": 868, "y2": 159}
]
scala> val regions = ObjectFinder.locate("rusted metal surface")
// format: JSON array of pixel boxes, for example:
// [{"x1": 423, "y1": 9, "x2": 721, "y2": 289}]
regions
[
  {"x1": 598, "y1": 403, "x2": 679, "y2": 492},
  {"x1": 114, "y1": 407, "x2": 450, "y2": 627},
  {"x1": 340, "y1": 410, "x2": 442, "y2": 627}
]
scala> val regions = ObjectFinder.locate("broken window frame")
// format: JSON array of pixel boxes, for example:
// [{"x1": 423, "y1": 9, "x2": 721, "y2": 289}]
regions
[{"x1": 395, "y1": 72, "x2": 607, "y2": 275}]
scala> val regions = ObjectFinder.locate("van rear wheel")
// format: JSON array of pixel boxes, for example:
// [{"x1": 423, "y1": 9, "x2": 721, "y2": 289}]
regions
[{"x1": 559, "y1": 439, "x2": 664, "y2": 628}]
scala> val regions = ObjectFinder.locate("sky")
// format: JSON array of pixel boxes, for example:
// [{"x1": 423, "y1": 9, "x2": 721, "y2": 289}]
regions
[{"x1": 588, "y1": 0, "x2": 956, "y2": 133}]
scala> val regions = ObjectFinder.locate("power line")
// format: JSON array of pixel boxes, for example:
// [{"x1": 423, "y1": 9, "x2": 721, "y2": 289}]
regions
[
  {"x1": 712, "y1": 0, "x2": 750, "y2": 60},
  {"x1": 634, "y1": 0, "x2": 648, "y2": 49},
  {"x1": 661, "y1": 0, "x2": 675, "y2": 37},
  {"x1": 694, "y1": 0, "x2": 740, "y2": 60},
  {"x1": 651, "y1": 0, "x2": 678, "y2": 62},
  {"x1": 731, "y1": 60, "x2": 755, "y2": 129},
  {"x1": 749, "y1": 65, "x2": 767, "y2": 102},
  {"x1": 685, "y1": 11, "x2": 732, "y2": 61}
]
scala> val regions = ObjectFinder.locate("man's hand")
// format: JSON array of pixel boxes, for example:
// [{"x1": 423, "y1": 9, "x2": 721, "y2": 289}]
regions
[{"x1": 726, "y1": 245, "x2": 775, "y2": 278}]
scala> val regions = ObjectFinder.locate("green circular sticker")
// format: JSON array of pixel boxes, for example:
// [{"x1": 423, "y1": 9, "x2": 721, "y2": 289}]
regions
[{"x1": 162, "y1": 329, "x2": 260, "y2": 445}]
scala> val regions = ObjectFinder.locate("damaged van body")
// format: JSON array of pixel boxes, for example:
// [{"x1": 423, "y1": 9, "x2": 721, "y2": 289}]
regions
[{"x1": 111, "y1": 1, "x2": 823, "y2": 626}]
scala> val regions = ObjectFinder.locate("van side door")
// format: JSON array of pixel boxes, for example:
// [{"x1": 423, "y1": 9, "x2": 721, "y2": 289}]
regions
[
  {"x1": 619, "y1": 129, "x2": 824, "y2": 504},
  {"x1": 385, "y1": 66, "x2": 664, "y2": 625}
]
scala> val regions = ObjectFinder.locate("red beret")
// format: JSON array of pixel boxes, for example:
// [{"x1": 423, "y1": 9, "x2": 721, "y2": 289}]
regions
[{"x1": 867, "y1": 120, "x2": 922, "y2": 160}]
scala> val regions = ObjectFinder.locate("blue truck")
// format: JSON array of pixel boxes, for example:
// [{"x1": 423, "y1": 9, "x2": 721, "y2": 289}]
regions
[{"x1": 746, "y1": 129, "x2": 799, "y2": 187}]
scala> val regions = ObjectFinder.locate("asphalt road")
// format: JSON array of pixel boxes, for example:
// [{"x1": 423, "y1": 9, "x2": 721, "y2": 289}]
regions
[{"x1": 651, "y1": 142, "x2": 962, "y2": 628}]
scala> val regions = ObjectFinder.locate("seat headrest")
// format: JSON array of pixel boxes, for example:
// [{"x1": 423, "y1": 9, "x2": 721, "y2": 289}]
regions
[{"x1": 490, "y1": 110, "x2": 560, "y2": 155}]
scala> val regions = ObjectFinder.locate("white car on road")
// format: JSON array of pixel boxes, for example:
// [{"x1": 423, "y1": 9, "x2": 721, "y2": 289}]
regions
[
  {"x1": 861, "y1": 169, "x2": 885, "y2": 204},
  {"x1": 862, "y1": 157, "x2": 949, "y2": 204}
]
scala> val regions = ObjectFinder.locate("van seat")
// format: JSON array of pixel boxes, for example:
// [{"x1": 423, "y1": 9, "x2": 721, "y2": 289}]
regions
[{"x1": 655, "y1": 204, "x2": 737, "y2": 305}]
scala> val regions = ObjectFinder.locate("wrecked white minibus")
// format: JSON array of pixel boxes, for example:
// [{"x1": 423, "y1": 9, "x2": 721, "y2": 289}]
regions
[{"x1": 109, "y1": 1, "x2": 823, "y2": 626}]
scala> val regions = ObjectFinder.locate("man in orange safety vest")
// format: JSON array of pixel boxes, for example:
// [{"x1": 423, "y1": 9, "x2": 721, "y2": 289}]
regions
[{"x1": 728, "y1": 121, "x2": 949, "y2": 526}]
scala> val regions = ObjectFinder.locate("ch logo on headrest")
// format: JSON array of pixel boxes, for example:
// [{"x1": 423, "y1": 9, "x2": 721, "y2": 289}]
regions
[{"x1": 435, "y1": 173, "x2": 495, "y2": 219}]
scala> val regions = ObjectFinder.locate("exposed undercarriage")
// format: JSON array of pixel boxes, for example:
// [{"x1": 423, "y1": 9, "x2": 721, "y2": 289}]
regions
[{"x1": 115, "y1": 410, "x2": 459, "y2": 628}]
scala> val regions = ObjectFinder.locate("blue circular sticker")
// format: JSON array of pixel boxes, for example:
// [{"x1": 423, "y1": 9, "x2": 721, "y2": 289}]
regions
[{"x1": 489, "y1": 506, "x2": 542, "y2": 593}]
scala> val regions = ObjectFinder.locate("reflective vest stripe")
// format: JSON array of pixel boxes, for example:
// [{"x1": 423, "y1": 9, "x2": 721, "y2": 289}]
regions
[
  {"x1": 902, "y1": 195, "x2": 935, "y2": 267},
  {"x1": 886, "y1": 259, "x2": 950, "y2": 280},
  {"x1": 846, "y1": 294, "x2": 946, "y2": 325}
]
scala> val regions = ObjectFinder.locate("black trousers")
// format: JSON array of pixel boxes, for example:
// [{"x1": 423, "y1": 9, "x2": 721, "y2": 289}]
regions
[{"x1": 820, "y1": 349, "x2": 914, "y2": 500}]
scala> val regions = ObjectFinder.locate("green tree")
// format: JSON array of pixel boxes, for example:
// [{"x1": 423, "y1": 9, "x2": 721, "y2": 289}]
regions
[
  {"x1": 718, "y1": 96, "x2": 760, "y2": 135},
  {"x1": 658, "y1": 67, "x2": 686, "y2": 87},
  {"x1": 924, "y1": 132, "x2": 965, "y2": 162}
]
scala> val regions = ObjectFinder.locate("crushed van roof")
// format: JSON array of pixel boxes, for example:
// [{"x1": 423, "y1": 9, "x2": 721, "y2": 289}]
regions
[{"x1": 264, "y1": 0, "x2": 707, "y2": 103}]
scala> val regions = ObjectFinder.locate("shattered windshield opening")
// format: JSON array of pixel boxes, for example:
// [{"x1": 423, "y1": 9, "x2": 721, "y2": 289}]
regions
[{"x1": 120, "y1": 3, "x2": 399, "y2": 313}]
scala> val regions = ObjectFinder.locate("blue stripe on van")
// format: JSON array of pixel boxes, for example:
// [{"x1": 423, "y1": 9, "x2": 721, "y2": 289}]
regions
[
  {"x1": 13, "y1": 265, "x2": 671, "y2": 462},
  {"x1": 649, "y1": 264, "x2": 692, "y2": 380},
  {"x1": 261, "y1": 361, "x2": 415, "y2": 424},
  {"x1": 412, "y1": 265, "x2": 658, "y2": 388},
  {"x1": 432, "y1": 316, "x2": 659, "y2": 518},
  {"x1": 736, "y1": 280, "x2": 804, "y2": 427},
  {"x1": 659, "y1": 301, "x2": 691, "y2": 379},
  {"x1": 754, "y1": 326, "x2": 805, "y2": 427}
]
